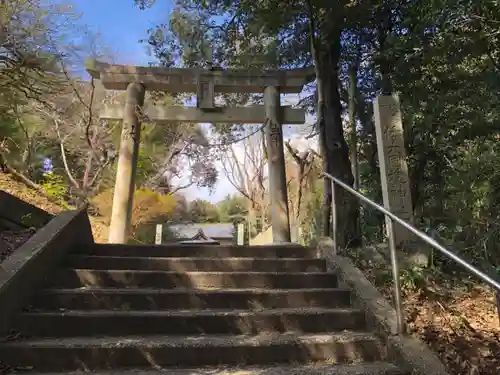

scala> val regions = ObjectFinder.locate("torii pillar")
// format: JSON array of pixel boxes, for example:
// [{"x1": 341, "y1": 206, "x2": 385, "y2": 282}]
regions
[
  {"x1": 264, "y1": 86, "x2": 291, "y2": 243},
  {"x1": 85, "y1": 59, "x2": 314, "y2": 244},
  {"x1": 108, "y1": 82, "x2": 145, "y2": 243}
]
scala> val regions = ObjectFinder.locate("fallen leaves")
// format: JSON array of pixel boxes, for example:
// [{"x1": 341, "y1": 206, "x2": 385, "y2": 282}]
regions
[
  {"x1": 352, "y1": 251, "x2": 500, "y2": 375},
  {"x1": 0, "y1": 229, "x2": 36, "y2": 264},
  {"x1": 0, "y1": 172, "x2": 108, "y2": 242}
]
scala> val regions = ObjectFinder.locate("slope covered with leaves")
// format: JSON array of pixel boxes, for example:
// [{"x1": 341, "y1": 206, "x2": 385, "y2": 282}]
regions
[
  {"x1": 0, "y1": 172, "x2": 109, "y2": 244},
  {"x1": 347, "y1": 247, "x2": 500, "y2": 375}
]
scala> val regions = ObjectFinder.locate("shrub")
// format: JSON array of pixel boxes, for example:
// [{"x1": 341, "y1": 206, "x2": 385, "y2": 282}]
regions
[
  {"x1": 92, "y1": 187, "x2": 177, "y2": 243},
  {"x1": 41, "y1": 172, "x2": 67, "y2": 202}
]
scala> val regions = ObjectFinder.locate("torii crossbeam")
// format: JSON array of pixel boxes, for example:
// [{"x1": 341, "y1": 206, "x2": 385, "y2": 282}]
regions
[{"x1": 85, "y1": 59, "x2": 314, "y2": 244}]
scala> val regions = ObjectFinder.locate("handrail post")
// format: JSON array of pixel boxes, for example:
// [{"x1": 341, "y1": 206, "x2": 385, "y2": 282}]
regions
[
  {"x1": 386, "y1": 216, "x2": 405, "y2": 334},
  {"x1": 331, "y1": 180, "x2": 338, "y2": 254}
]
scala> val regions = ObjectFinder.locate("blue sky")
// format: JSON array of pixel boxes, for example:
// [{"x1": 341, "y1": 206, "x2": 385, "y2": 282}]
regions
[
  {"x1": 71, "y1": 0, "x2": 173, "y2": 65},
  {"x1": 66, "y1": 1, "x2": 312, "y2": 204},
  {"x1": 69, "y1": 0, "x2": 236, "y2": 203}
]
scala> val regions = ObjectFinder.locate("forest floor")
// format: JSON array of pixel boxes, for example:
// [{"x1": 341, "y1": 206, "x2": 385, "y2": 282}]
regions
[
  {"x1": 1, "y1": 172, "x2": 499, "y2": 374},
  {"x1": 0, "y1": 172, "x2": 108, "y2": 263},
  {"x1": 348, "y1": 248, "x2": 500, "y2": 375},
  {"x1": 0, "y1": 228, "x2": 36, "y2": 264}
]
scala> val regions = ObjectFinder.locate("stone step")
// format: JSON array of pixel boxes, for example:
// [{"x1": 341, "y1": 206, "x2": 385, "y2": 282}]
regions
[
  {"x1": 63, "y1": 256, "x2": 327, "y2": 272},
  {"x1": 31, "y1": 287, "x2": 352, "y2": 311},
  {"x1": 74, "y1": 243, "x2": 316, "y2": 259},
  {"x1": 17, "y1": 307, "x2": 366, "y2": 337},
  {"x1": 0, "y1": 332, "x2": 385, "y2": 371},
  {"x1": 52, "y1": 270, "x2": 338, "y2": 289},
  {"x1": 18, "y1": 362, "x2": 407, "y2": 375}
]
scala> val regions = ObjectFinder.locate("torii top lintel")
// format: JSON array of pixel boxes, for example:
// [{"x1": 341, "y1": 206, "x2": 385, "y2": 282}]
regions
[{"x1": 85, "y1": 59, "x2": 315, "y2": 94}]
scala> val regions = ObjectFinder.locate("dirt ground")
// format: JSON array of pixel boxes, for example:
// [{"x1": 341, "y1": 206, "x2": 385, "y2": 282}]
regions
[
  {"x1": 352, "y1": 253, "x2": 500, "y2": 375},
  {"x1": 2, "y1": 171, "x2": 499, "y2": 374},
  {"x1": 0, "y1": 229, "x2": 36, "y2": 264},
  {"x1": 0, "y1": 172, "x2": 108, "y2": 243},
  {"x1": 405, "y1": 285, "x2": 499, "y2": 375}
]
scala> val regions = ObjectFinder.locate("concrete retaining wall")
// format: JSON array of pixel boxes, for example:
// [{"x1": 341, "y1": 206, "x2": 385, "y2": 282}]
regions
[
  {"x1": 0, "y1": 206, "x2": 94, "y2": 337},
  {"x1": 0, "y1": 190, "x2": 53, "y2": 230}
]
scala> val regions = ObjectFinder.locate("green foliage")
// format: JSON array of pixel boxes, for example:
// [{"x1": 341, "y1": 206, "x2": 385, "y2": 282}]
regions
[
  {"x1": 217, "y1": 195, "x2": 248, "y2": 223},
  {"x1": 400, "y1": 266, "x2": 429, "y2": 292},
  {"x1": 0, "y1": 0, "x2": 74, "y2": 111},
  {"x1": 300, "y1": 178, "x2": 325, "y2": 246},
  {"x1": 135, "y1": 146, "x2": 158, "y2": 186},
  {"x1": 41, "y1": 172, "x2": 67, "y2": 202},
  {"x1": 189, "y1": 199, "x2": 220, "y2": 223}
]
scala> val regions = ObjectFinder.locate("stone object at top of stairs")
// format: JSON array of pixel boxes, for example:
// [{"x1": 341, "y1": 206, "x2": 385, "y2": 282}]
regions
[{"x1": 0, "y1": 214, "x2": 448, "y2": 375}]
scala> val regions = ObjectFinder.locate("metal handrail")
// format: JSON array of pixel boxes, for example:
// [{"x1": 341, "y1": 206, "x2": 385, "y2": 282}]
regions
[{"x1": 322, "y1": 172, "x2": 500, "y2": 334}]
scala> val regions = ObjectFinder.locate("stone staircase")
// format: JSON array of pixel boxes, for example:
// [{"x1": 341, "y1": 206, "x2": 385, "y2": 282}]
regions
[{"x1": 0, "y1": 243, "x2": 409, "y2": 374}]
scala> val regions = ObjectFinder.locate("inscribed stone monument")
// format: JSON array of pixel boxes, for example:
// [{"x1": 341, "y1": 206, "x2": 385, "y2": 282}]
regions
[
  {"x1": 373, "y1": 95, "x2": 414, "y2": 246},
  {"x1": 155, "y1": 224, "x2": 163, "y2": 245}
]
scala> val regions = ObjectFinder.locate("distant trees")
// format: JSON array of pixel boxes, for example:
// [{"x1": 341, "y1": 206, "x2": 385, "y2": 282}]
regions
[
  {"x1": 186, "y1": 195, "x2": 248, "y2": 224},
  {"x1": 134, "y1": 0, "x2": 500, "y2": 267},
  {"x1": 188, "y1": 199, "x2": 220, "y2": 223}
]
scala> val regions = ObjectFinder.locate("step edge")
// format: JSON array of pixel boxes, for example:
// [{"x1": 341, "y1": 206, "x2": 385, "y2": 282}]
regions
[
  {"x1": 0, "y1": 331, "x2": 380, "y2": 348},
  {"x1": 59, "y1": 269, "x2": 336, "y2": 275},
  {"x1": 18, "y1": 362, "x2": 405, "y2": 375},
  {"x1": 65, "y1": 256, "x2": 324, "y2": 261},
  {"x1": 38, "y1": 287, "x2": 350, "y2": 294},
  {"x1": 20, "y1": 307, "x2": 364, "y2": 317}
]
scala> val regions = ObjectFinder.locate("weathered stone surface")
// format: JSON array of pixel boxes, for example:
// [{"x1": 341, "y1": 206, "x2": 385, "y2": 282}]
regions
[
  {"x1": 20, "y1": 362, "x2": 406, "y2": 375},
  {"x1": 18, "y1": 307, "x2": 366, "y2": 336},
  {"x1": 318, "y1": 244, "x2": 450, "y2": 375},
  {"x1": 85, "y1": 59, "x2": 315, "y2": 93},
  {"x1": 264, "y1": 86, "x2": 291, "y2": 243},
  {"x1": 0, "y1": 233, "x2": 415, "y2": 374},
  {"x1": 387, "y1": 335, "x2": 450, "y2": 375},
  {"x1": 62, "y1": 255, "x2": 327, "y2": 272},
  {"x1": 72, "y1": 243, "x2": 312, "y2": 258},
  {"x1": 0, "y1": 207, "x2": 93, "y2": 337},
  {"x1": 107, "y1": 82, "x2": 145, "y2": 244},
  {"x1": 326, "y1": 254, "x2": 402, "y2": 336},
  {"x1": 373, "y1": 95, "x2": 413, "y2": 247},
  {"x1": 154, "y1": 224, "x2": 162, "y2": 244},
  {"x1": 0, "y1": 190, "x2": 53, "y2": 230},
  {"x1": 32, "y1": 287, "x2": 353, "y2": 311},
  {"x1": 237, "y1": 223, "x2": 245, "y2": 245},
  {"x1": 0, "y1": 332, "x2": 385, "y2": 371},
  {"x1": 100, "y1": 104, "x2": 305, "y2": 124},
  {"x1": 52, "y1": 269, "x2": 338, "y2": 289},
  {"x1": 197, "y1": 75, "x2": 215, "y2": 109}
]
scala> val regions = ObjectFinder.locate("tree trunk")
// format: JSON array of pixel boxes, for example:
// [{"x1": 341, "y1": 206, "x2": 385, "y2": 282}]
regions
[
  {"x1": 318, "y1": 28, "x2": 361, "y2": 249},
  {"x1": 348, "y1": 65, "x2": 361, "y2": 243},
  {"x1": 348, "y1": 66, "x2": 359, "y2": 191},
  {"x1": 357, "y1": 66, "x2": 384, "y2": 241}
]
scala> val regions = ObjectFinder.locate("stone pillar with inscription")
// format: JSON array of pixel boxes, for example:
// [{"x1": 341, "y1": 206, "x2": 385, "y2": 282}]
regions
[
  {"x1": 373, "y1": 95, "x2": 414, "y2": 247},
  {"x1": 264, "y1": 86, "x2": 291, "y2": 243},
  {"x1": 237, "y1": 223, "x2": 245, "y2": 245},
  {"x1": 155, "y1": 224, "x2": 163, "y2": 244}
]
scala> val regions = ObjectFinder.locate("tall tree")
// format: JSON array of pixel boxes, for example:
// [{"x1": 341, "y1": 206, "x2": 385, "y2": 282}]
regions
[
  {"x1": 137, "y1": 0, "x2": 362, "y2": 247},
  {"x1": 189, "y1": 199, "x2": 220, "y2": 223},
  {"x1": 219, "y1": 127, "x2": 268, "y2": 222},
  {"x1": 136, "y1": 0, "x2": 500, "y2": 267}
]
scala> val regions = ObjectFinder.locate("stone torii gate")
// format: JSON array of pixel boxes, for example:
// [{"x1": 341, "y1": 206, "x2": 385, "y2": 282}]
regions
[{"x1": 85, "y1": 60, "x2": 314, "y2": 244}]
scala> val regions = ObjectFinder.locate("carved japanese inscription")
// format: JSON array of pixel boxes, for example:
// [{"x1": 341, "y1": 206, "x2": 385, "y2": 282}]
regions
[
  {"x1": 374, "y1": 95, "x2": 414, "y2": 246},
  {"x1": 269, "y1": 119, "x2": 281, "y2": 146},
  {"x1": 196, "y1": 75, "x2": 215, "y2": 109}
]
